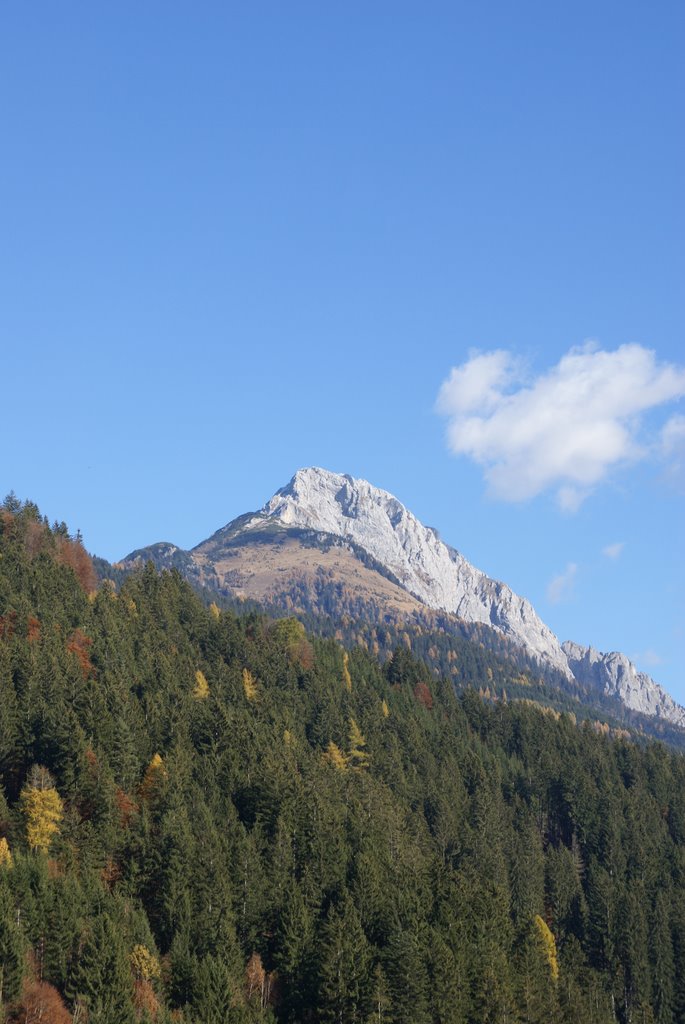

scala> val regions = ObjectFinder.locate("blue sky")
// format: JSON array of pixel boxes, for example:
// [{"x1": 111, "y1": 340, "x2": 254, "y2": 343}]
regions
[{"x1": 2, "y1": 3, "x2": 683, "y2": 697}]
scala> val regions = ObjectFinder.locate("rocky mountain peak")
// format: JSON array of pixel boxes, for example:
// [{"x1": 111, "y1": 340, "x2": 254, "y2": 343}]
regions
[
  {"x1": 119, "y1": 467, "x2": 684, "y2": 730},
  {"x1": 242, "y1": 468, "x2": 573, "y2": 678}
]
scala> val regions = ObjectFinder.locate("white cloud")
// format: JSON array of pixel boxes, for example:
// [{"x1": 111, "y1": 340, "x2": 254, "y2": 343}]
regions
[
  {"x1": 437, "y1": 343, "x2": 685, "y2": 508},
  {"x1": 602, "y1": 541, "x2": 625, "y2": 559},
  {"x1": 547, "y1": 562, "x2": 577, "y2": 604}
]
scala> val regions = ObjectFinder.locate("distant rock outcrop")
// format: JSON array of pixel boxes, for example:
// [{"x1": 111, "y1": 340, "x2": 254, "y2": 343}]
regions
[{"x1": 562, "y1": 641, "x2": 685, "y2": 728}]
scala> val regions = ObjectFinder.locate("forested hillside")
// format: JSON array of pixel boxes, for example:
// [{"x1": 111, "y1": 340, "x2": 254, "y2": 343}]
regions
[
  {"x1": 1, "y1": 498, "x2": 685, "y2": 1023},
  {"x1": 106, "y1": 537, "x2": 685, "y2": 750}
]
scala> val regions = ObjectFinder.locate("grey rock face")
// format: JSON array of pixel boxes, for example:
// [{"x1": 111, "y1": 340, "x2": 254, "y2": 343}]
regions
[
  {"x1": 562, "y1": 641, "x2": 685, "y2": 728},
  {"x1": 238, "y1": 468, "x2": 573, "y2": 678}
]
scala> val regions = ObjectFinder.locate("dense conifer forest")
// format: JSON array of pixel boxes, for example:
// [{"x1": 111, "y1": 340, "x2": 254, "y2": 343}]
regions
[{"x1": 1, "y1": 497, "x2": 685, "y2": 1023}]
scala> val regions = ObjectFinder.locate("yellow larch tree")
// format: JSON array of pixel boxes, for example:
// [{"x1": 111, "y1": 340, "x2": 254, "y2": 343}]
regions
[
  {"x1": 20, "y1": 767, "x2": 64, "y2": 854},
  {"x1": 0, "y1": 836, "x2": 12, "y2": 868},
  {"x1": 242, "y1": 668, "x2": 259, "y2": 702},
  {"x1": 324, "y1": 741, "x2": 348, "y2": 772},
  {"x1": 193, "y1": 669, "x2": 210, "y2": 699},
  {"x1": 342, "y1": 651, "x2": 352, "y2": 692},
  {"x1": 348, "y1": 718, "x2": 369, "y2": 771},
  {"x1": 534, "y1": 914, "x2": 559, "y2": 982},
  {"x1": 130, "y1": 944, "x2": 161, "y2": 981}
]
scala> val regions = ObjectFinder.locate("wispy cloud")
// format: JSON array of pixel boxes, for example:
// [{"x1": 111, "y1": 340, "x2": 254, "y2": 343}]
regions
[
  {"x1": 547, "y1": 562, "x2": 578, "y2": 604},
  {"x1": 436, "y1": 343, "x2": 685, "y2": 509},
  {"x1": 602, "y1": 541, "x2": 625, "y2": 560},
  {"x1": 631, "y1": 649, "x2": 663, "y2": 669}
]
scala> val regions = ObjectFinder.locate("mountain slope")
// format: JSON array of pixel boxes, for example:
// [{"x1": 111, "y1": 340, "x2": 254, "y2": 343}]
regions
[
  {"x1": 120, "y1": 467, "x2": 684, "y2": 729},
  {"x1": 5, "y1": 496, "x2": 685, "y2": 1023},
  {"x1": 125, "y1": 468, "x2": 572, "y2": 677}
]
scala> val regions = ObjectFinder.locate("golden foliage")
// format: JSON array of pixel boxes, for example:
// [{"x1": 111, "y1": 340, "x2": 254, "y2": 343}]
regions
[
  {"x1": 20, "y1": 781, "x2": 64, "y2": 854},
  {"x1": 342, "y1": 651, "x2": 352, "y2": 692},
  {"x1": 0, "y1": 836, "x2": 12, "y2": 868},
  {"x1": 242, "y1": 668, "x2": 259, "y2": 702},
  {"x1": 130, "y1": 944, "x2": 161, "y2": 981},
  {"x1": 193, "y1": 669, "x2": 210, "y2": 700},
  {"x1": 209, "y1": 602, "x2": 221, "y2": 620},
  {"x1": 348, "y1": 718, "x2": 369, "y2": 771},
  {"x1": 381, "y1": 699, "x2": 390, "y2": 719},
  {"x1": 283, "y1": 729, "x2": 294, "y2": 747},
  {"x1": 534, "y1": 914, "x2": 559, "y2": 982},
  {"x1": 324, "y1": 741, "x2": 348, "y2": 771}
]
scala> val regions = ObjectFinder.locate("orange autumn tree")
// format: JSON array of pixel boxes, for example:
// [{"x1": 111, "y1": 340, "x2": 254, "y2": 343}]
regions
[{"x1": 16, "y1": 979, "x2": 72, "y2": 1024}]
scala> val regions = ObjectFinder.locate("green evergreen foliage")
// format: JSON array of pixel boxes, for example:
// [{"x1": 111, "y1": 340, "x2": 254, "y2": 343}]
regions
[{"x1": 1, "y1": 496, "x2": 685, "y2": 1022}]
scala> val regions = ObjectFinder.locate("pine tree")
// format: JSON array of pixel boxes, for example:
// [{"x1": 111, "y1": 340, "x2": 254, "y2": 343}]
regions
[
  {"x1": 0, "y1": 882, "x2": 24, "y2": 1007},
  {"x1": 384, "y1": 929, "x2": 431, "y2": 1024},
  {"x1": 652, "y1": 890, "x2": 675, "y2": 1024},
  {"x1": 429, "y1": 930, "x2": 468, "y2": 1024},
  {"x1": 192, "y1": 954, "x2": 240, "y2": 1024},
  {"x1": 318, "y1": 896, "x2": 372, "y2": 1024},
  {"x1": 67, "y1": 914, "x2": 136, "y2": 1024}
]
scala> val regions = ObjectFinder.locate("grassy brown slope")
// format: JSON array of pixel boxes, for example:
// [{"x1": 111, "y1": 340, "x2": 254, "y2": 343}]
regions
[{"x1": 192, "y1": 536, "x2": 425, "y2": 614}]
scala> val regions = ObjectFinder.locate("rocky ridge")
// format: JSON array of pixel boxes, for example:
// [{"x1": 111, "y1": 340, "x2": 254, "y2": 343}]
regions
[
  {"x1": 228, "y1": 468, "x2": 572, "y2": 677},
  {"x1": 562, "y1": 641, "x2": 685, "y2": 729},
  {"x1": 121, "y1": 467, "x2": 684, "y2": 728}
]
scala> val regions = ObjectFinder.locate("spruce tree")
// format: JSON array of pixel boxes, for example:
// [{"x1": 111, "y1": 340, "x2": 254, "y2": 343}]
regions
[
  {"x1": 67, "y1": 913, "x2": 135, "y2": 1024},
  {"x1": 317, "y1": 896, "x2": 372, "y2": 1024}
]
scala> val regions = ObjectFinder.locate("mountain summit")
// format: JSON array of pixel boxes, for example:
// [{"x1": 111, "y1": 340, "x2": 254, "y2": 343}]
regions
[
  {"x1": 230, "y1": 468, "x2": 572, "y2": 677},
  {"x1": 121, "y1": 467, "x2": 684, "y2": 728}
]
